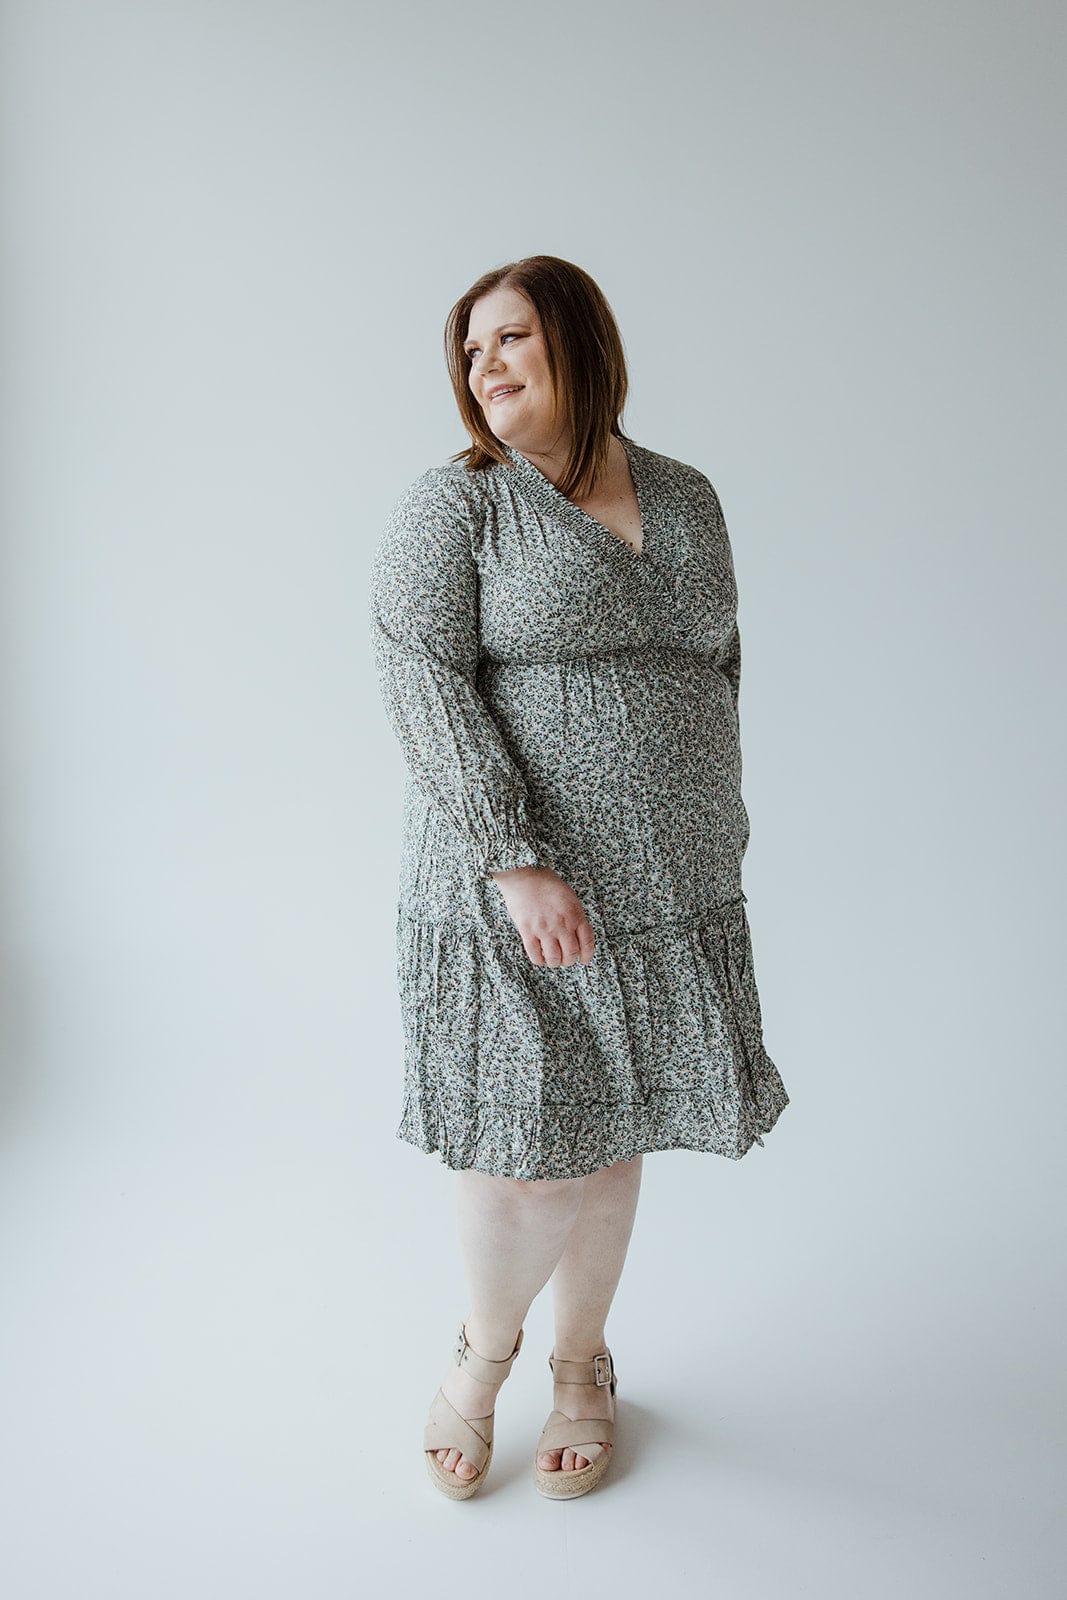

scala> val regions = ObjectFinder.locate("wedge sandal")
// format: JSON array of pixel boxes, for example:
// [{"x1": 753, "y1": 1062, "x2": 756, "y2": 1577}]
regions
[
  {"x1": 533, "y1": 1347, "x2": 617, "y2": 1499},
  {"x1": 423, "y1": 1323, "x2": 524, "y2": 1500}
]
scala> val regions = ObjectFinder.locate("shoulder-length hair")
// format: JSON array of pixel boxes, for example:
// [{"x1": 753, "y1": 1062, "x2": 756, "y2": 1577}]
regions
[{"x1": 444, "y1": 255, "x2": 630, "y2": 501}]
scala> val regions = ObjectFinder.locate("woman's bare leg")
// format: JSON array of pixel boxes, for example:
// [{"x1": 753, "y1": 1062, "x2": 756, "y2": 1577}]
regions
[
  {"x1": 538, "y1": 1153, "x2": 644, "y2": 1473},
  {"x1": 431, "y1": 1169, "x2": 587, "y2": 1481}
]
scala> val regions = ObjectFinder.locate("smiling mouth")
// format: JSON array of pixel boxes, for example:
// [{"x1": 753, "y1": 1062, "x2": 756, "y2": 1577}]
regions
[{"x1": 489, "y1": 387, "x2": 523, "y2": 403}]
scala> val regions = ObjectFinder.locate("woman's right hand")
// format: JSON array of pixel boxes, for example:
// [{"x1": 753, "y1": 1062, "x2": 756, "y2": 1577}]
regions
[{"x1": 488, "y1": 865, "x2": 596, "y2": 968}]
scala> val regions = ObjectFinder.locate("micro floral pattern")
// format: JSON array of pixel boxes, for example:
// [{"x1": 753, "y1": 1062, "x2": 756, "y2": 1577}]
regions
[{"x1": 369, "y1": 435, "x2": 789, "y2": 1180}]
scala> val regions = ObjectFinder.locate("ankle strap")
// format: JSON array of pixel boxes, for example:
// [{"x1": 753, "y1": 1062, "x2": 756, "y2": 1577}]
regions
[
  {"x1": 452, "y1": 1324, "x2": 524, "y2": 1384},
  {"x1": 548, "y1": 1349, "x2": 614, "y2": 1387}
]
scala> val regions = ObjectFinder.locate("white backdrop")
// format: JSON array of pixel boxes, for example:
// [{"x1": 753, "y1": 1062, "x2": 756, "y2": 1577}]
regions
[{"x1": 1, "y1": 1, "x2": 1063, "y2": 1595}]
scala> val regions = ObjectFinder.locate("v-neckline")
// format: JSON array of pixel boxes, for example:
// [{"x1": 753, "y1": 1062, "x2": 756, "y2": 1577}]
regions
[{"x1": 502, "y1": 435, "x2": 652, "y2": 567}]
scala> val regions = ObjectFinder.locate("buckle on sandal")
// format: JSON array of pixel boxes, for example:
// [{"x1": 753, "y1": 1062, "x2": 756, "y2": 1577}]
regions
[
  {"x1": 453, "y1": 1327, "x2": 468, "y2": 1365},
  {"x1": 593, "y1": 1352, "x2": 612, "y2": 1386}
]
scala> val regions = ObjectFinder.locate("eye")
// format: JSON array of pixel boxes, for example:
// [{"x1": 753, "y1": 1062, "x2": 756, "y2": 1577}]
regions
[{"x1": 465, "y1": 332, "x2": 522, "y2": 361}]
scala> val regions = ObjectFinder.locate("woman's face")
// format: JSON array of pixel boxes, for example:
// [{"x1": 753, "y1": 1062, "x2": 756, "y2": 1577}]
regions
[{"x1": 465, "y1": 286, "x2": 563, "y2": 454}]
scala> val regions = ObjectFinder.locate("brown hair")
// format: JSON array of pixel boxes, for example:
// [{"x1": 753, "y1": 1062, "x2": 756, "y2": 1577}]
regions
[{"x1": 444, "y1": 255, "x2": 631, "y2": 501}]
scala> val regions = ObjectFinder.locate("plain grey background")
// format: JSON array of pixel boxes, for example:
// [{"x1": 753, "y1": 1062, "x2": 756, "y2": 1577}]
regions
[{"x1": 1, "y1": 1, "x2": 1063, "y2": 1595}]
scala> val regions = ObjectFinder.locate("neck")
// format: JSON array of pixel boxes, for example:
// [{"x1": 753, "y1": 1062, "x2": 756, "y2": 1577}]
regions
[{"x1": 512, "y1": 432, "x2": 618, "y2": 494}]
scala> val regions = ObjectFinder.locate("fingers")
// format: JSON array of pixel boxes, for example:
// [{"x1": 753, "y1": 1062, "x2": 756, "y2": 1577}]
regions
[
  {"x1": 553, "y1": 914, "x2": 594, "y2": 967},
  {"x1": 576, "y1": 918, "x2": 596, "y2": 962},
  {"x1": 526, "y1": 912, "x2": 597, "y2": 970},
  {"x1": 538, "y1": 921, "x2": 596, "y2": 968},
  {"x1": 503, "y1": 874, "x2": 597, "y2": 969}
]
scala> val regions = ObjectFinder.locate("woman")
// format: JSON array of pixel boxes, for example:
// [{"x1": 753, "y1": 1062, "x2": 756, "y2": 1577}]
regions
[{"x1": 369, "y1": 255, "x2": 789, "y2": 1501}]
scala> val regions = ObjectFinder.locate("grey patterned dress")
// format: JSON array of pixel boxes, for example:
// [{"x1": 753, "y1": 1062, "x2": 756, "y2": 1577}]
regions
[{"x1": 369, "y1": 434, "x2": 789, "y2": 1180}]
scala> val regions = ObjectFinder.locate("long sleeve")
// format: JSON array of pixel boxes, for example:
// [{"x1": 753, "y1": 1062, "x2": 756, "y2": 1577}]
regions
[
  {"x1": 718, "y1": 619, "x2": 741, "y2": 720},
  {"x1": 369, "y1": 467, "x2": 556, "y2": 877},
  {"x1": 698, "y1": 471, "x2": 741, "y2": 723}
]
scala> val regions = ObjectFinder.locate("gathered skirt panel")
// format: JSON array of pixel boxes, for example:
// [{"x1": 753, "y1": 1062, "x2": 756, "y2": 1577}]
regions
[{"x1": 394, "y1": 893, "x2": 789, "y2": 1180}]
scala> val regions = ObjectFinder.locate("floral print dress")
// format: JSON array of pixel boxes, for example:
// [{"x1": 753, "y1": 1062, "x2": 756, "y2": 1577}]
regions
[{"x1": 369, "y1": 435, "x2": 789, "y2": 1179}]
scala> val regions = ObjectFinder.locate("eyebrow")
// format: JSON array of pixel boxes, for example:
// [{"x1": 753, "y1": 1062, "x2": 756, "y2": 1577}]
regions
[{"x1": 462, "y1": 323, "x2": 529, "y2": 351}]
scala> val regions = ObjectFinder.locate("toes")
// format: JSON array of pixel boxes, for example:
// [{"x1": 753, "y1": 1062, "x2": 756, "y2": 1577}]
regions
[
  {"x1": 539, "y1": 1442, "x2": 611, "y2": 1473},
  {"x1": 431, "y1": 1446, "x2": 479, "y2": 1479}
]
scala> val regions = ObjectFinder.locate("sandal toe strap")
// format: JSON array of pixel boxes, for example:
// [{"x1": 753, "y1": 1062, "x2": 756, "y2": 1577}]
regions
[
  {"x1": 423, "y1": 1388, "x2": 493, "y2": 1473},
  {"x1": 537, "y1": 1409, "x2": 615, "y2": 1454}
]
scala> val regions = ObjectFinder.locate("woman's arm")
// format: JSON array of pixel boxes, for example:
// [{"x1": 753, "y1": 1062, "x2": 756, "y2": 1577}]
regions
[
  {"x1": 369, "y1": 468, "x2": 555, "y2": 877},
  {"x1": 718, "y1": 618, "x2": 741, "y2": 721}
]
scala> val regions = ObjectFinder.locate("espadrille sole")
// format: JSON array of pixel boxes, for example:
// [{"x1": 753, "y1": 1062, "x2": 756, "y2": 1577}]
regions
[{"x1": 533, "y1": 1444, "x2": 612, "y2": 1499}]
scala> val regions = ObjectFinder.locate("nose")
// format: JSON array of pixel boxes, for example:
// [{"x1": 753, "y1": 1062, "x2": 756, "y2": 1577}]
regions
[{"x1": 470, "y1": 346, "x2": 501, "y2": 377}]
